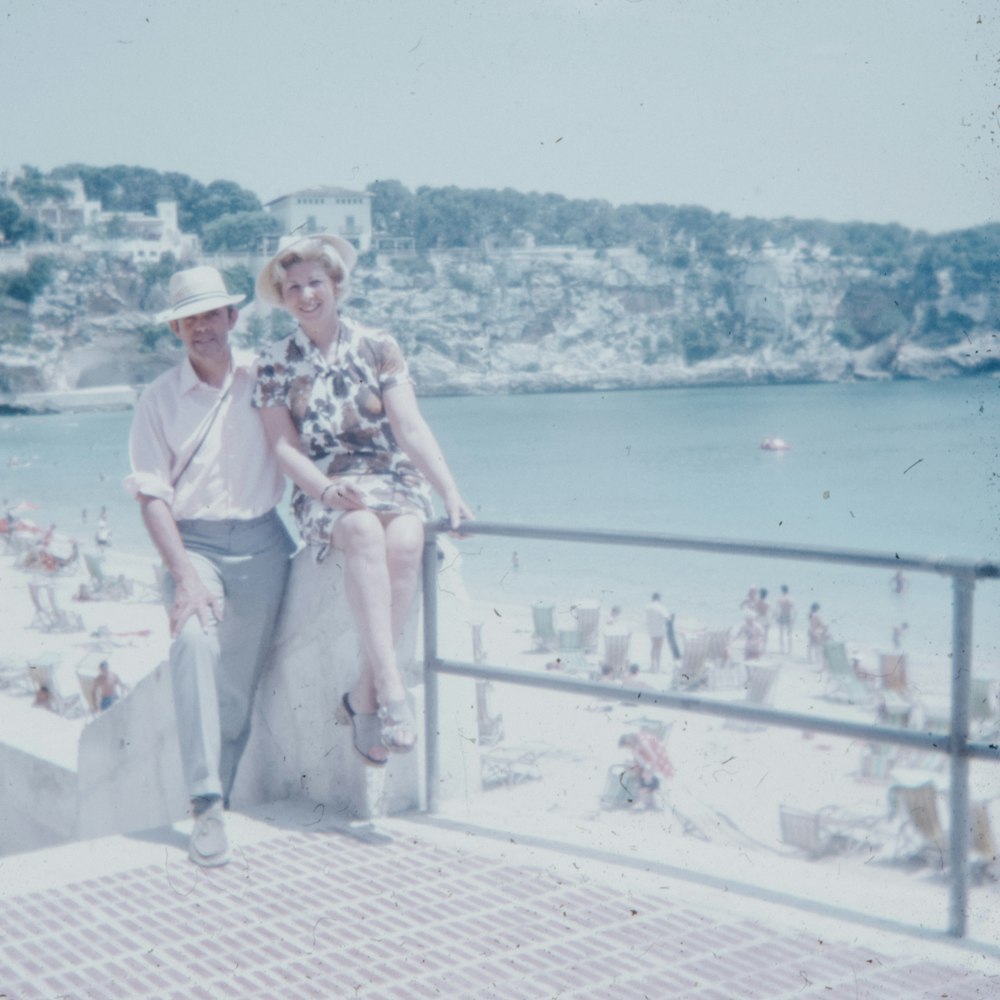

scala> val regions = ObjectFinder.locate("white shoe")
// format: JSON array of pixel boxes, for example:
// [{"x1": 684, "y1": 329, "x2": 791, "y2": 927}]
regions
[{"x1": 188, "y1": 801, "x2": 230, "y2": 867}]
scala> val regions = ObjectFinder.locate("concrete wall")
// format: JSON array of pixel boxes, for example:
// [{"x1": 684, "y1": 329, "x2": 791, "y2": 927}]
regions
[
  {"x1": 72, "y1": 545, "x2": 481, "y2": 842},
  {"x1": 77, "y1": 660, "x2": 188, "y2": 840},
  {"x1": 231, "y1": 547, "x2": 481, "y2": 819},
  {"x1": 0, "y1": 703, "x2": 80, "y2": 855}
]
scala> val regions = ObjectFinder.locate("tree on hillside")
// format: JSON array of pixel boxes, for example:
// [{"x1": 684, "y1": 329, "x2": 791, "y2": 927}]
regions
[
  {"x1": 202, "y1": 210, "x2": 281, "y2": 251},
  {"x1": 0, "y1": 197, "x2": 42, "y2": 244},
  {"x1": 11, "y1": 166, "x2": 71, "y2": 205},
  {"x1": 368, "y1": 179, "x2": 417, "y2": 234},
  {"x1": 0, "y1": 255, "x2": 55, "y2": 303},
  {"x1": 186, "y1": 180, "x2": 261, "y2": 233},
  {"x1": 51, "y1": 164, "x2": 261, "y2": 236}
]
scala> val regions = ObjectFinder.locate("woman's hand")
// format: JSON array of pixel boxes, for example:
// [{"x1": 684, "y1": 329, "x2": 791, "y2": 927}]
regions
[
  {"x1": 442, "y1": 489, "x2": 475, "y2": 533},
  {"x1": 321, "y1": 478, "x2": 369, "y2": 511}
]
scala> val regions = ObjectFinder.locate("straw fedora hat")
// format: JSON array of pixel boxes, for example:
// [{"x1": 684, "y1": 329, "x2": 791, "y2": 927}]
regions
[
  {"x1": 255, "y1": 232, "x2": 358, "y2": 307},
  {"x1": 156, "y1": 266, "x2": 245, "y2": 324}
]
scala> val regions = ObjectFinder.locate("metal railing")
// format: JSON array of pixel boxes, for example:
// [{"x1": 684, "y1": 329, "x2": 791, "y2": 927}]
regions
[{"x1": 421, "y1": 520, "x2": 1000, "y2": 939}]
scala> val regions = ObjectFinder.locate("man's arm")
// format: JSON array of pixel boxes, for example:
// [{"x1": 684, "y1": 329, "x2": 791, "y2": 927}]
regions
[{"x1": 140, "y1": 495, "x2": 222, "y2": 636}]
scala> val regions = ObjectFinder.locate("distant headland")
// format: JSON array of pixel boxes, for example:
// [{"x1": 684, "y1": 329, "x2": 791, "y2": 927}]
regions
[{"x1": 1, "y1": 165, "x2": 997, "y2": 406}]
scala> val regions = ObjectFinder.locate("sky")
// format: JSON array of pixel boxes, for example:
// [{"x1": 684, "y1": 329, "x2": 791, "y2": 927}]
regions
[{"x1": 0, "y1": 0, "x2": 996, "y2": 233}]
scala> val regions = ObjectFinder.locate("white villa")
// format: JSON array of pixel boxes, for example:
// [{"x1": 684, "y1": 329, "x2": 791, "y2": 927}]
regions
[
  {"x1": 9, "y1": 176, "x2": 198, "y2": 263},
  {"x1": 264, "y1": 185, "x2": 373, "y2": 253}
]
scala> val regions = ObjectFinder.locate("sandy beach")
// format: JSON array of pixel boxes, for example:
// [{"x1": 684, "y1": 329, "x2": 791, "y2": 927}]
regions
[
  {"x1": 1, "y1": 525, "x2": 997, "y2": 944},
  {"x1": 0, "y1": 529, "x2": 169, "y2": 724}
]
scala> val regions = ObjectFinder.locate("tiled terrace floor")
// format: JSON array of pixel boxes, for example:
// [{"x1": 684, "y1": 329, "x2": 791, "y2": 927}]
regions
[{"x1": 1, "y1": 804, "x2": 998, "y2": 1000}]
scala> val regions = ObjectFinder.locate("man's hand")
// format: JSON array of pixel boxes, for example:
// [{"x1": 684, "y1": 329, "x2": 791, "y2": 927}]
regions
[{"x1": 170, "y1": 573, "x2": 223, "y2": 637}]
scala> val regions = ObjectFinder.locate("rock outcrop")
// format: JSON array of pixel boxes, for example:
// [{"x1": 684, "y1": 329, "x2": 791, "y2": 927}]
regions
[{"x1": 2, "y1": 241, "x2": 997, "y2": 402}]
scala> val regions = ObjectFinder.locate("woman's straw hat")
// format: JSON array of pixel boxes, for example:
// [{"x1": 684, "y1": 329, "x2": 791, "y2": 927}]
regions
[
  {"x1": 156, "y1": 266, "x2": 245, "y2": 323},
  {"x1": 255, "y1": 233, "x2": 358, "y2": 307}
]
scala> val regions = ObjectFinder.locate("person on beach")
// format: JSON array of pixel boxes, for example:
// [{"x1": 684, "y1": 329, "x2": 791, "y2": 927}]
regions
[
  {"x1": 736, "y1": 614, "x2": 765, "y2": 660},
  {"x1": 892, "y1": 621, "x2": 909, "y2": 649},
  {"x1": 95, "y1": 507, "x2": 112, "y2": 549},
  {"x1": 643, "y1": 593, "x2": 668, "y2": 673},
  {"x1": 775, "y1": 584, "x2": 795, "y2": 654},
  {"x1": 665, "y1": 612, "x2": 681, "y2": 663},
  {"x1": 33, "y1": 685, "x2": 55, "y2": 711},
  {"x1": 126, "y1": 266, "x2": 294, "y2": 868},
  {"x1": 93, "y1": 659, "x2": 127, "y2": 711},
  {"x1": 807, "y1": 602, "x2": 829, "y2": 662},
  {"x1": 754, "y1": 587, "x2": 770, "y2": 652},
  {"x1": 253, "y1": 234, "x2": 472, "y2": 767}
]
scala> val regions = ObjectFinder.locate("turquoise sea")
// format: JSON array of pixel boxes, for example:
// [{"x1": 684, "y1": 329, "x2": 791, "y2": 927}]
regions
[{"x1": 2, "y1": 376, "x2": 998, "y2": 687}]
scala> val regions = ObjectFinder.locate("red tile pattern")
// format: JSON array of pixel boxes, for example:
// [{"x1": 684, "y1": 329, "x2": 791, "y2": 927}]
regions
[{"x1": 0, "y1": 829, "x2": 993, "y2": 999}]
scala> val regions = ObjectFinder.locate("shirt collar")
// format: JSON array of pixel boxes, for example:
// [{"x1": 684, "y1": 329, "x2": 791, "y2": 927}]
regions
[
  {"x1": 291, "y1": 317, "x2": 353, "y2": 368},
  {"x1": 178, "y1": 351, "x2": 247, "y2": 395}
]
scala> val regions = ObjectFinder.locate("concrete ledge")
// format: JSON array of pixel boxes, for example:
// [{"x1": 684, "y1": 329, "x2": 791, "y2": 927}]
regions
[
  {"x1": 0, "y1": 711, "x2": 79, "y2": 854},
  {"x1": 232, "y1": 546, "x2": 481, "y2": 819},
  {"x1": 77, "y1": 660, "x2": 188, "y2": 840},
  {"x1": 10, "y1": 543, "x2": 481, "y2": 852}
]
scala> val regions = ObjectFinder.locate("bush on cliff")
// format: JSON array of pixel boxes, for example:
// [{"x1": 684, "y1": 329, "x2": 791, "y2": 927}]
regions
[{"x1": 0, "y1": 256, "x2": 55, "y2": 305}]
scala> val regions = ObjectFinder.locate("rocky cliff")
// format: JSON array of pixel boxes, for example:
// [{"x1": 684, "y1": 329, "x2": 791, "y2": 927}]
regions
[{"x1": 1, "y1": 241, "x2": 996, "y2": 401}]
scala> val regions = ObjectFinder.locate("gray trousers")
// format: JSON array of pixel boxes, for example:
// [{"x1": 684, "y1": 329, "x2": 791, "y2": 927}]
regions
[{"x1": 166, "y1": 511, "x2": 294, "y2": 803}]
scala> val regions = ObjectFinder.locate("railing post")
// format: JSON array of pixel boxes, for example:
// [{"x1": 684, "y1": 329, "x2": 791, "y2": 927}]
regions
[
  {"x1": 422, "y1": 525, "x2": 441, "y2": 814},
  {"x1": 947, "y1": 570, "x2": 974, "y2": 938}
]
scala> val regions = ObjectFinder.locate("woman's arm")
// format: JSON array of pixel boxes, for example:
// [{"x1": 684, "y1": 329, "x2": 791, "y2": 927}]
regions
[
  {"x1": 256, "y1": 406, "x2": 366, "y2": 510},
  {"x1": 384, "y1": 382, "x2": 473, "y2": 529}
]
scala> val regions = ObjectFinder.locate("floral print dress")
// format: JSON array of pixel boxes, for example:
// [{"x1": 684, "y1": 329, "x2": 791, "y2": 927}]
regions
[{"x1": 253, "y1": 317, "x2": 433, "y2": 561}]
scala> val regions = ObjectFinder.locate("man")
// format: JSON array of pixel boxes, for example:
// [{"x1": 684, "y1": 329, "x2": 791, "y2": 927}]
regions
[
  {"x1": 643, "y1": 592, "x2": 668, "y2": 673},
  {"x1": 93, "y1": 659, "x2": 127, "y2": 711},
  {"x1": 126, "y1": 266, "x2": 293, "y2": 867}
]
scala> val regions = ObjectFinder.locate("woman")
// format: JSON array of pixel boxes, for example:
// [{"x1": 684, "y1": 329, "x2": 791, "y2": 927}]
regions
[{"x1": 253, "y1": 234, "x2": 472, "y2": 766}]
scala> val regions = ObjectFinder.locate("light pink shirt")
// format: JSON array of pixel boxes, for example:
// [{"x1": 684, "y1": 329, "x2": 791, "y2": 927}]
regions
[{"x1": 125, "y1": 351, "x2": 284, "y2": 521}]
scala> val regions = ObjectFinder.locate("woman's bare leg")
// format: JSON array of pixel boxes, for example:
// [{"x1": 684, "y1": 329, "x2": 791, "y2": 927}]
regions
[
  {"x1": 384, "y1": 514, "x2": 424, "y2": 648},
  {"x1": 332, "y1": 511, "x2": 404, "y2": 712}
]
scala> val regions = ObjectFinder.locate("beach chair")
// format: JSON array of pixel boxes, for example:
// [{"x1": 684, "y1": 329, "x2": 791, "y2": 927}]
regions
[
  {"x1": 970, "y1": 677, "x2": 999, "y2": 737},
  {"x1": 82, "y1": 552, "x2": 133, "y2": 601},
  {"x1": 471, "y1": 622, "x2": 486, "y2": 664},
  {"x1": 779, "y1": 804, "x2": 877, "y2": 858},
  {"x1": 673, "y1": 628, "x2": 729, "y2": 690},
  {"x1": 28, "y1": 656, "x2": 83, "y2": 718},
  {"x1": 480, "y1": 745, "x2": 543, "y2": 789},
  {"x1": 45, "y1": 584, "x2": 84, "y2": 632},
  {"x1": 558, "y1": 626, "x2": 582, "y2": 652},
  {"x1": 874, "y1": 652, "x2": 915, "y2": 726},
  {"x1": 602, "y1": 631, "x2": 631, "y2": 676},
  {"x1": 779, "y1": 806, "x2": 834, "y2": 858},
  {"x1": 77, "y1": 672, "x2": 101, "y2": 716},
  {"x1": 889, "y1": 781, "x2": 947, "y2": 868},
  {"x1": 878, "y1": 653, "x2": 908, "y2": 694},
  {"x1": 725, "y1": 663, "x2": 778, "y2": 731},
  {"x1": 600, "y1": 764, "x2": 640, "y2": 810},
  {"x1": 28, "y1": 581, "x2": 84, "y2": 633},
  {"x1": 531, "y1": 603, "x2": 557, "y2": 652},
  {"x1": 28, "y1": 580, "x2": 57, "y2": 630},
  {"x1": 0, "y1": 657, "x2": 34, "y2": 696},
  {"x1": 821, "y1": 642, "x2": 873, "y2": 706},
  {"x1": 476, "y1": 680, "x2": 504, "y2": 747},
  {"x1": 571, "y1": 600, "x2": 601, "y2": 653}
]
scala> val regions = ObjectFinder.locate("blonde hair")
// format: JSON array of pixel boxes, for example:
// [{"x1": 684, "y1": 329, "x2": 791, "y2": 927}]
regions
[{"x1": 264, "y1": 237, "x2": 351, "y2": 305}]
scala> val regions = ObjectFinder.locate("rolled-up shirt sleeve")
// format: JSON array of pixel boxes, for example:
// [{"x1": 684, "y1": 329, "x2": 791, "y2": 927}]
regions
[{"x1": 124, "y1": 386, "x2": 175, "y2": 507}]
